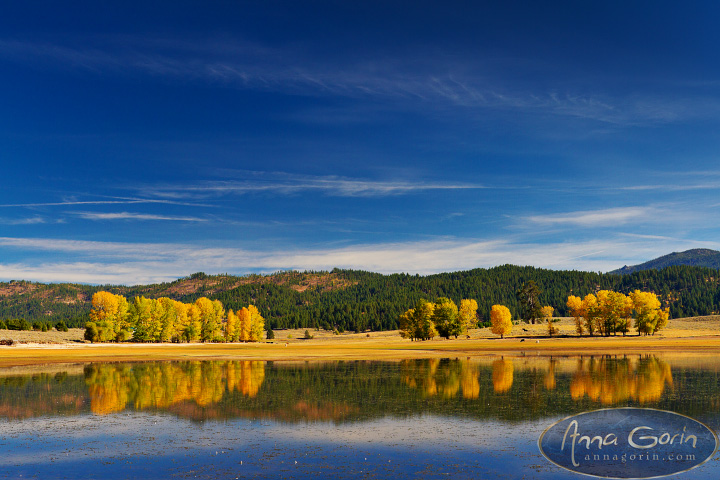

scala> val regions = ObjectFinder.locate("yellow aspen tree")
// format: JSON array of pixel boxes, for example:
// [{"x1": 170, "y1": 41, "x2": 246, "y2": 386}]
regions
[
  {"x1": 237, "y1": 307, "x2": 251, "y2": 342},
  {"x1": 129, "y1": 296, "x2": 154, "y2": 342},
  {"x1": 541, "y1": 306, "x2": 556, "y2": 335},
  {"x1": 114, "y1": 295, "x2": 131, "y2": 341},
  {"x1": 597, "y1": 290, "x2": 630, "y2": 336},
  {"x1": 149, "y1": 298, "x2": 166, "y2": 342},
  {"x1": 173, "y1": 301, "x2": 189, "y2": 342},
  {"x1": 185, "y1": 303, "x2": 202, "y2": 342},
  {"x1": 490, "y1": 304, "x2": 512, "y2": 339},
  {"x1": 630, "y1": 290, "x2": 666, "y2": 335},
  {"x1": 157, "y1": 297, "x2": 177, "y2": 342},
  {"x1": 458, "y1": 299, "x2": 478, "y2": 336},
  {"x1": 595, "y1": 290, "x2": 610, "y2": 336},
  {"x1": 212, "y1": 300, "x2": 225, "y2": 341},
  {"x1": 225, "y1": 309, "x2": 238, "y2": 342},
  {"x1": 89, "y1": 291, "x2": 120, "y2": 342},
  {"x1": 566, "y1": 295, "x2": 585, "y2": 335},
  {"x1": 247, "y1": 305, "x2": 265, "y2": 341},
  {"x1": 652, "y1": 308, "x2": 670, "y2": 335},
  {"x1": 581, "y1": 294, "x2": 599, "y2": 336},
  {"x1": 195, "y1": 297, "x2": 218, "y2": 342},
  {"x1": 414, "y1": 300, "x2": 437, "y2": 341}
]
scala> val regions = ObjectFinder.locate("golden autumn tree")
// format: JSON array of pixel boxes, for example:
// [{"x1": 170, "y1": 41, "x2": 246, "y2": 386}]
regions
[
  {"x1": 88, "y1": 291, "x2": 129, "y2": 342},
  {"x1": 596, "y1": 290, "x2": 631, "y2": 336},
  {"x1": 156, "y1": 297, "x2": 178, "y2": 343},
  {"x1": 541, "y1": 305, "x2": 556, "y2": 336},
  {"x1": 581, "y1": 293, "x2": 600, "y2": 336},
  {"x1": 172, "y1": 300, "x2": 189, "y2": 342},
  {"x1": 566, "y1": 295, "x2": 585, "y2": 335},
  {"x1": 247, "y1": 305, "x2": 265, "y2": 341},
  {"x1": 458, "y1": 299, "x2": 478, "y2": 336},
  {"x1": 185, "y1": 303, "x2": 202, "y2": 342},
  {"x1": 630, "y1": 290, "x2": 670, "y2": 335},
  {"x1": 225, "y1": 309, "x2": 238, "y2": 342},
  {"x1": 237, "y1": 307, "x2": 251, "y2": 341},
  {"x1": 195, "y1": 297, "x2": 221, "y2": 342},
  {"x1": 490, "y1": 304, "x2": 512, "y2": 339},
  {"x1": 414, "y1": 300, "x2": 437, "y2": 341}
]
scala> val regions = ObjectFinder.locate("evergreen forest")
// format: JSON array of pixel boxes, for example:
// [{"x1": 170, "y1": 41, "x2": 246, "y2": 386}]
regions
[{"x1": 1, "y1": 265, "x2": 720, "y2": 332}]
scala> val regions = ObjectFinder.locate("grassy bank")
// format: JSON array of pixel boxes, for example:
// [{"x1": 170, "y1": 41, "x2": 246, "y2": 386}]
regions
[{"x1": 0, "y1": 317, "x2": 718, "y2": 367}]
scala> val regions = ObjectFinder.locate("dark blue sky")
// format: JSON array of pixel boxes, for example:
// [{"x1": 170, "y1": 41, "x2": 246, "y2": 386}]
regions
[{"x1": 2, "y1": 1, "x2": 720, "y2": 284}]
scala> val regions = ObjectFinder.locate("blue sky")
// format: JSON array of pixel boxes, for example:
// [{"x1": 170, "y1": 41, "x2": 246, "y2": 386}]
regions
[{"x1": 2, "y1": 1, "x2": 720, "y2": 284}]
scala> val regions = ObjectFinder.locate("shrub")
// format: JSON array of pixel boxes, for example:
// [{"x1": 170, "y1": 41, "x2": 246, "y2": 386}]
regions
[
  {"x1": 0, "y1": 320, "x2": 6, "y2": 330},
  {"x1": 7, "y1": 319, "x2": 31, "y2": 331},
  {"x1": 266, "y1": 329, "x2": 275, "y2": 340},
  {"x1": 303, "y1": 329, "x2": 313, "y2": 339},
  {"x1": 84, "y1": 322, "x2": 99, "y2": 342},
  {"x1": 55, "y1": 321, "x2": 69, "y2": 332}
]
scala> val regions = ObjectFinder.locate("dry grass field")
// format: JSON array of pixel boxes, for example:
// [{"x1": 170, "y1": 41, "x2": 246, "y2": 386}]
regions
[{"x1": 0, "y1": 316, "x2": 718, "y2": 367}]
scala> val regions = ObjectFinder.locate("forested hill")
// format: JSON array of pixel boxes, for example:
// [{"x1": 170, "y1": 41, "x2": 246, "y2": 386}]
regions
[
  {"x1": 610, "y1": 249, "x2": 720, "y2": 275},
  {"x1": 1, "y1": 265, "x2": 720, "y2": 331}
]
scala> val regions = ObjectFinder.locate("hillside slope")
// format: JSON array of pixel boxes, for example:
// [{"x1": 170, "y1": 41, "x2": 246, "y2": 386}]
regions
[
  {"x1": 610, "y1": 249, "x2": 720, "y2": 274},
  {"x1": 2, "y1": 264, "x2": 720, "y2": 331}
]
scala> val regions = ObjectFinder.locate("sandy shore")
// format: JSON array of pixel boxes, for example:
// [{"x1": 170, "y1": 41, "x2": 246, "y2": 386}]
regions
[{"x1": 0, "y1": 317, "x2": 719, "y2": 367}]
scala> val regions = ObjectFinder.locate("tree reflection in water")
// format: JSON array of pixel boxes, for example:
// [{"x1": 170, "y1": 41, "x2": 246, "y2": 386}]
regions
[
  {"x1": 569, "y1": 356, "x2": 673, "y2": 404},
  {"x1": 0, "y1": 355, "x2": 699, "y2": 424},
  {"x1": 85, "y1": 361, "x2": 265, "y2": 415}
]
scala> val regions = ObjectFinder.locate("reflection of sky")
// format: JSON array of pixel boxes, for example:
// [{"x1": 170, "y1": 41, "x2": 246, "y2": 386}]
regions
[{"x1": 1, "y1": 413, "x2": 719, "y2": 479}]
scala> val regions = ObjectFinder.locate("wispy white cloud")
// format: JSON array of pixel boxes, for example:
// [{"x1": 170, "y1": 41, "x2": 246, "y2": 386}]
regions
[
  {"x1": 74, "y1": 212, "x2": 207, "y2": 222},
  {"x1": 0, "y1": 216, "x2": 46, "y2": 225},
  {"x1": 142, "y1": 173, "x2": 486, "y2": 199},
  {"x1": 0, "y1": 235, "x2": 715, "y2": 284},
  {"x1": 0, "y1": 197, "x2": 204, "y2": 208},
  {"x1": 524, "y1": 207, "x2": 654, "y2": 227},
  {"x1": 0, "y1": 38, "x2": 703, "y2": 126}
]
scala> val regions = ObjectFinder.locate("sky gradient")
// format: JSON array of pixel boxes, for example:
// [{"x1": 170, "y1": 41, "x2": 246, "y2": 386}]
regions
[{"x1": 2, "y1": 1, "x2": 720, "y2": 284}]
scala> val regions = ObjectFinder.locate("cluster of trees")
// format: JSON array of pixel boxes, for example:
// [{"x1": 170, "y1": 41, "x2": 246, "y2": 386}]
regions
[
  {"x1": 84, "y1": 291, "x2": 264, "y2": 343},
  {"x1": 567, "y1": 290, "x2": 669, "y2": 336},
  {"x1": 0, "y1": 318, "x2": 68, "y2": 332},
  {"x1": 398, "y1": 298, "x2": 478, "y2": 340},
  {"x1": 401, "y1": 285, "x2": 669, "y2": 340},
  {"x1": 4, "y1": 264, "x2": 717, "y2": 332}
]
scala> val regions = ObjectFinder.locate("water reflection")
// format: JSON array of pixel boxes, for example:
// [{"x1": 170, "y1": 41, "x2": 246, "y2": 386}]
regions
[
  {"x1": 0, "y1": 355, "x2": 713, "y2": 423},
  {"x1": 86, "y1": 361, "x2": 265, "y2": 414},
  {"x1": 569, "y1": 356, "x2": 673, "y2": 404},
  {"x1": 492, "y1": 358, "x2": 514, "y2": 393}
]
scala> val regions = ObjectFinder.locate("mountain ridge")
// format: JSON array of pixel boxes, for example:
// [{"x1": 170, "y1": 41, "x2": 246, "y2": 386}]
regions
[
  {"x1": 3, "y1": 263, "x2": 720, "y2": 330},
  {"x1": 610, "y1": 249, "x2": 720, "y2": 275}
]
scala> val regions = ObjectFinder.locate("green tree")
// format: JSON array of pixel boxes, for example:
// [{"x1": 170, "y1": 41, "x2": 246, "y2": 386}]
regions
[
  {"x1": 516, "y1": 281, "x2": 542, "y2": 324},
  {"x1": 433, "y1": 297, "x2": 460, "y2": 339}
]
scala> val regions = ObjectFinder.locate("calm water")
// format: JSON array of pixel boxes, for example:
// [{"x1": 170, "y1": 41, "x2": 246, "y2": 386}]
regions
[{"x1": 0, "y1": 355, "x2": 719, "y2": 479}]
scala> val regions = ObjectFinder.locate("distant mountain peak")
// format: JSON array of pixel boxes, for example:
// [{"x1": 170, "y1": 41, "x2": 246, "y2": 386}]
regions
[{"x1": 610, "y1": 248, "x2": 720, "y2": 274}]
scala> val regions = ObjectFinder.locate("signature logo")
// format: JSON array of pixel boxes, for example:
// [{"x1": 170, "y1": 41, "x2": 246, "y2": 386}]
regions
[{"x1": 538, "y1": 408, "x2": 718, "y2": 479}]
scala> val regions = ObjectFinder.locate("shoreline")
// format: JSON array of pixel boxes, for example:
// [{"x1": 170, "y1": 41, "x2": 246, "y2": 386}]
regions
[{"x1": 2, "y1": 334, "x2": 720, "y2": 367}]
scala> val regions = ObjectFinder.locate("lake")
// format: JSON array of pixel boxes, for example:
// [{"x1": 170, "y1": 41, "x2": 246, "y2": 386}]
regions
[{"x1": 0, "y1": 354, "x2": 719, "y2": 479}]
